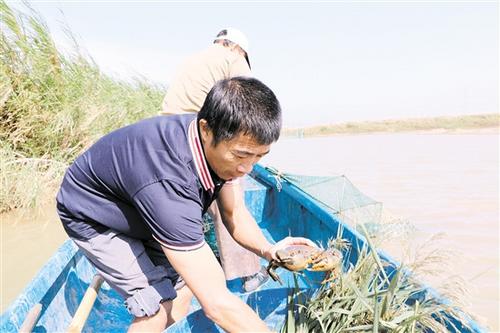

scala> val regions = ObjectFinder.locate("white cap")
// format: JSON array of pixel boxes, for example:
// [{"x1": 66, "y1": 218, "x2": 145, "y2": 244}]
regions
[{"x1": 214, "y1": 28, "x2": 250, "y2": 54}]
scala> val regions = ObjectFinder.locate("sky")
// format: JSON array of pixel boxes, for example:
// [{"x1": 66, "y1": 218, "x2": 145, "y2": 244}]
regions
[{"x1": 8, "y1": 1, "x2": 499, "y2": 127}]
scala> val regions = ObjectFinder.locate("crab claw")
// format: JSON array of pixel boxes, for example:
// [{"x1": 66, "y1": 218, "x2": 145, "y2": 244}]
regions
[
  {"x1": 266, "y1": 261, "x2": 283, "y2": 284},
  {"x1": 270, "y1": 271, "x2": 283, "y2": 285}
]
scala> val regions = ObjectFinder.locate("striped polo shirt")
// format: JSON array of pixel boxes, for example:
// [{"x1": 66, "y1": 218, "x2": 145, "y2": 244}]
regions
[{"x1": 56, "y1": 114, "x2": 225, "y2": 251}]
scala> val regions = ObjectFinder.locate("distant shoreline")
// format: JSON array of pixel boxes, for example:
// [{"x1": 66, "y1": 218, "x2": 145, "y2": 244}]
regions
[{"x1": 282, "y1": 114, "x2": 499, "y2": 137}]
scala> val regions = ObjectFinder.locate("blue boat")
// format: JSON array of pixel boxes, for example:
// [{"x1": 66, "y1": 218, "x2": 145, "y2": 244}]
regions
[{"x1": 0, "y1": 164, "x2": 486, "y2": 332}]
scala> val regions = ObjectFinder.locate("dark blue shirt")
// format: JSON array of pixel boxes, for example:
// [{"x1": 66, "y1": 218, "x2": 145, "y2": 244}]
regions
[{"x1": 56, "y1": 114, "x2": 224, "y2": 251}]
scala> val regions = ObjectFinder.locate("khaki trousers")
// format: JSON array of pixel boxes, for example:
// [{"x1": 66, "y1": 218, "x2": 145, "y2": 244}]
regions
[{"x1": 208, "y1": 202, "x2": 260, "y2": 280}]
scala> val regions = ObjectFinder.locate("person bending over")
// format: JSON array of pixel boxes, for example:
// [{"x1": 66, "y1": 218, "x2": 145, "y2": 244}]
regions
[{"x1": 57, "y1": 77, "x2": 315, "y2": 331}]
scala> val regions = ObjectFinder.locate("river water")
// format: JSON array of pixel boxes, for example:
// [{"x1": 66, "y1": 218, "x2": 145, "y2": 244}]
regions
[
  {"x1": 261, "y1": 130, "x2": 499, "y2": 330},
  {"x1": 1, "y1": 130, "x2": 498, "y2": 330}
]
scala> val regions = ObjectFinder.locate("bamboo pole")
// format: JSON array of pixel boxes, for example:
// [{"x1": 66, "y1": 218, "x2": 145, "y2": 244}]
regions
[
  {"x1": 67, "y1": 274, "x2": 104, "y2": 333},
  {"x1": 19, "y1": 303, "x2": 42, "y2": 333}
]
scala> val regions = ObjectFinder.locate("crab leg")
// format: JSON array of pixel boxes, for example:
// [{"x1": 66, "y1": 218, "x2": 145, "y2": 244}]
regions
[{"x1": 266, "y1": 261, "x2": 283, "y2": 284}]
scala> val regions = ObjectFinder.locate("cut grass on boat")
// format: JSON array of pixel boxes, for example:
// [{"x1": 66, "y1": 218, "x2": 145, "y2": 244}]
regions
[{"x1": 280, "y1": 229, "x2": 474, "y2": 333}]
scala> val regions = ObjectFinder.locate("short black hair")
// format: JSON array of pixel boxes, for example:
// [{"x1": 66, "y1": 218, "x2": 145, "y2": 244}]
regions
[{"x1": 198, "y1": 77, "x2": 281, "y2": 146}]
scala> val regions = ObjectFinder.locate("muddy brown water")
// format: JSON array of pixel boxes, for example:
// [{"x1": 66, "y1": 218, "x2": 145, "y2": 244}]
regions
[{"x1": 1, "y1": 200, "x2": 68, "y2": 312}]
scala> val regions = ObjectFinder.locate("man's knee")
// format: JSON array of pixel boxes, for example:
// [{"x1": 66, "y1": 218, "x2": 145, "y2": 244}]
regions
[
  {"x1": 125, "y1": 281, "x2": 177, "y2": 318},
  {"x1": 160, "y1": 300, "x2": 174, "y2": 318},
  {"x1": 129, "y1": 300, "x2": 173, "y2": 332},
  {"x1": 170, "y1": 285, "x2": 193, "y2": 320}
]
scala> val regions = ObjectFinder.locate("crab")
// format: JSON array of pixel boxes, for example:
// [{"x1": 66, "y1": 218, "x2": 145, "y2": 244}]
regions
[{"x1": 266, "y1": 244, "x2": 343, "y2": 285}]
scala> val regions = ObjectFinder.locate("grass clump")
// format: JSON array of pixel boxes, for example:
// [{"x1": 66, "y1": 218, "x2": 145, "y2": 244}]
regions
[
  {"x1": 0, "y1": 146, "x2": 67, "y2": 213},
  {"x1": 281, "y1": 230, "x2": 474, "y2": 332},
  {"x1": 0, "y1": 1, "x2": 164, "y2": 212}
]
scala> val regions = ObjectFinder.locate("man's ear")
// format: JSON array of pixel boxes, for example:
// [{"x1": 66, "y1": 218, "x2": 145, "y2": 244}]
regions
[{"x1": 198, "y1": 119, "x2": 211, "y2": 144}]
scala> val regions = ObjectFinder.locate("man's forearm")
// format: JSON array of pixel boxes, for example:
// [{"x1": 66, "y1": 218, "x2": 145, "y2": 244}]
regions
[
  {"x1": 205, "y1": 290, "x2": 270, "y2": 331},
  {"x1": 224, "y1": 208, "x2": 273, "y2": 261},
  {"x1": 163, "y1": 244, "x2": 270, "y2": 331}
]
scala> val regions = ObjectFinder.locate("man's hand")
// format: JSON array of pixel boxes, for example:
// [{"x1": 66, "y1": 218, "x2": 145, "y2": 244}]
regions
[
  {"x1": 263, "y1": 236, "x2": 318, "y2": 261},
  {"x1": 162, "y1": 243, "x2": 270, "y2": 331}
]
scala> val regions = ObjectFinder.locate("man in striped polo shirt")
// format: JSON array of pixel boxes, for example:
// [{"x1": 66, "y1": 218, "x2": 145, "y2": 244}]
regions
[{"x1": 56, "y1": 77, "x2": 316, "y2": 332}]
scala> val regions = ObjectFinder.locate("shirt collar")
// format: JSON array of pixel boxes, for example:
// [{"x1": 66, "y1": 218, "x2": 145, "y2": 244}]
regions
[{"x1": 188, "y1": 119, "x2": 216, "y2": 192}]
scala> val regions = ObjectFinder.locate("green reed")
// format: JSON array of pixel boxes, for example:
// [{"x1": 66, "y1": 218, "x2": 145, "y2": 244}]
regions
[{"x1": 0, "y1": 1, "x2": 164, "y2": 212}]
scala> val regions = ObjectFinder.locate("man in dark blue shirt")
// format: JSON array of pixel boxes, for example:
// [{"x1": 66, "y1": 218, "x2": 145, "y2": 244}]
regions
[{"x1": 57, "y1": 77, "x2": 315, "y2": 331}]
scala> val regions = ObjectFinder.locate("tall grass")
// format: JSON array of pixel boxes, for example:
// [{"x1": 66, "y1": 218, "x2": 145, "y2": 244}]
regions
[{"x1": 0, "y1": 1, "x2": 164, "y2": 212}]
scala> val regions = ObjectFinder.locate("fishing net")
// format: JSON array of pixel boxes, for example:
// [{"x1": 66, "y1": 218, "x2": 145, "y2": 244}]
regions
[
  {"x1": 268, "y1": 169, "x2": 383, "y2": 229},
  {"x1": 277, "y1": 171, "x2": 419, "y2": 241}
]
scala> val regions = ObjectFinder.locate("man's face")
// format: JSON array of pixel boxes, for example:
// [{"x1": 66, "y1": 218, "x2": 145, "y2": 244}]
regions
[{"x1": 199, "y1": 120, "x2": 271, "y2": 181}]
